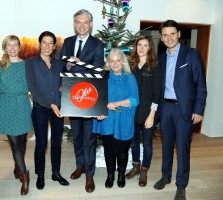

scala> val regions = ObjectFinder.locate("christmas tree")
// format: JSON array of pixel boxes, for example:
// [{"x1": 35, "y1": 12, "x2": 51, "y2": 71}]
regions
[{"x1": 94, "y1": 0, "x2": 150, "y2": 55}]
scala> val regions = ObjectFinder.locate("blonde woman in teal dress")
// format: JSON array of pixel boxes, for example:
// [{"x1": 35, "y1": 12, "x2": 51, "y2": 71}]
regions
[{"x1": 0, "y1": 35, "x2": 33, "y2": 195}]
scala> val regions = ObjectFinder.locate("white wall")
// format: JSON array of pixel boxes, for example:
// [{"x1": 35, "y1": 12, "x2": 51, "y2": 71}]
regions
[
  {"x1": 0, "y1": 0, "x2": 215, "y2": 40},
  {"x1": 0, "y1": 0, "x2": 222, "y2": 137},
  {"x1": 0, "y1": 0, "x2": 104, "y2": 38},
  {"x1": 202, "y1": 0, "x2": 223, "y2": 137}
]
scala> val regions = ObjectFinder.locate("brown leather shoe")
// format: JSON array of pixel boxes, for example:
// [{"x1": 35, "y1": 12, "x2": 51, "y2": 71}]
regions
[
  {"x1": 21, "y1": 171, "x2": 30, "y2": 195},
  {"x1": 70, "y1": 168, "x2": 85, "y2": 179},
  {"x1": 138, "y1": 167, "x2": 149, "y2": 187},
  {"x1": 125, "y1": 162, "x2": 141, "y2": 179},
  {"x1": 14, "y1": 164, "x2": 22, "y2": 182},
  {"x1": 85, "y1": 176, "x2": 95, "y2": 193}
]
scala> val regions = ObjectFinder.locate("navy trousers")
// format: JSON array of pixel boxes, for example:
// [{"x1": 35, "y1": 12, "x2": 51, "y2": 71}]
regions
[
  {"x1": 32, "y1": 102, "x2": 64, "y2": 175},
  {"x1": 70, "y1": 117, "x2": 96, "y2": 177},
  {"x1": 160, "y1": 100, "x2": 193, "y2": 188}
]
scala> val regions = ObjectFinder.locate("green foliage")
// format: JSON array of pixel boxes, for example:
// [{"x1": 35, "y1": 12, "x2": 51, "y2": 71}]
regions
[
  {"x1": 96, "y1": 135, "x2": 104, "y2": 148},
  {"x1": 94, "y1": 0, "x2": 151, "y2": 50},
  {"x1": 63, "y1": 126, "x2": 73, "y2": 143}
]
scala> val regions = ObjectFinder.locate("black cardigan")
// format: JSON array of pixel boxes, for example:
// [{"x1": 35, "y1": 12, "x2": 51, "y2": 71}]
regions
[{"x1": 133, "y1": 63, "x2": 162, "y2": 124}]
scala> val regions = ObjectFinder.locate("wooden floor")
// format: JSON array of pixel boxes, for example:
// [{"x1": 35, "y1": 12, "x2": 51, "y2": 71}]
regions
[{"x1": 0, "y1": 133, "x2": 223, "y2": 200}]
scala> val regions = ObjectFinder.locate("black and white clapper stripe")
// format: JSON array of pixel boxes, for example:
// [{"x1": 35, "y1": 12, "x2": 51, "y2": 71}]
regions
[
  {"x1": 60, "y1": 72, "x2": 103, "y2": 78},
  {"x1": 62, "y1": 56, "x2": 104, "y2": 73}
]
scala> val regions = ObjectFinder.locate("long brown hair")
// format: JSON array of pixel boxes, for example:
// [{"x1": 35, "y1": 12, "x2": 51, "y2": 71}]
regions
[
  {"x1": 129, "y1": 35, "x2": 157, "y2": 71},
  {"x1": 1, "y1": 35, "x2": 21, "y2": 69}
]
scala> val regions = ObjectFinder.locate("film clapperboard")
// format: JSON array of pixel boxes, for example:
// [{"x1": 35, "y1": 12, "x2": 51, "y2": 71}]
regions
[{"x1": 60, "y1": 56, "x2": 109, "y2": 117}]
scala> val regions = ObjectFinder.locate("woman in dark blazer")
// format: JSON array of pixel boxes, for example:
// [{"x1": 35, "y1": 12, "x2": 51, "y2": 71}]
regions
[
  {"x1": 125, "y1": 35, "x2": 162, "y2": 187},
  {"x1": 25, "y1": 31, "x2": 69, "y2": 190}
]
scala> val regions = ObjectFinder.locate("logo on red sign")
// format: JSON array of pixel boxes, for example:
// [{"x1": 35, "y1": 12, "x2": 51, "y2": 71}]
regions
[{"x1": 70, "y1": 82, "x2": 98, "y2": 109}]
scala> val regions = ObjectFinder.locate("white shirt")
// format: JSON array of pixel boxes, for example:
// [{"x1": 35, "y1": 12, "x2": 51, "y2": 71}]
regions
[{"x1": 74, "y1": 35, "x2": 89, "y2": 56}]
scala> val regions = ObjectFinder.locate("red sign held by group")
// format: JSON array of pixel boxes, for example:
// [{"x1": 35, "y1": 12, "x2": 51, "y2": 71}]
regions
[{"x1": 70, "y1": 82, "x2": 98, "y2": 109}]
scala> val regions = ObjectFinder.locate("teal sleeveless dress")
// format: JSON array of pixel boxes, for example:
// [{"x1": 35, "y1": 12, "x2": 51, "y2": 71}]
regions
[{"x1": 0, "y1": 61, "x2": 33, "y2": 136}]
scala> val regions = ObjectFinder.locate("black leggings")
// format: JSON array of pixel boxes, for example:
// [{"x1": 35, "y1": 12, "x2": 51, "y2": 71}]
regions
[{"x1": 7, "y1": 134, "x2": 27, "y2": 174}]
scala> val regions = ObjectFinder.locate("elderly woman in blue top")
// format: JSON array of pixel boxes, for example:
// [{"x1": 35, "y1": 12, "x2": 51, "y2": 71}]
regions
[{"x1": 93, "y1": 48, "x2": 139, "y2": 189}]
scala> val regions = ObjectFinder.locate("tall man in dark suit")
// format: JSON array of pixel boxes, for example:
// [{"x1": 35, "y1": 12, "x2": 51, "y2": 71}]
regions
[
  {"x1": 154, "y1": 20, "x2": 207, "y2": 200},
  {"x1": 61, "y1": 9, "x2": 104, "y2": 193}
]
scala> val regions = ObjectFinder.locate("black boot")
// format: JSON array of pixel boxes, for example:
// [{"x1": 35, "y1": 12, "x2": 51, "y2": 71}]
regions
[
  {"x1": 117, "y1": 171, "x2": 125, "y2": 188},
  {"x1": 117, "y1": 152, "x2": 128, "y2": 188},
  {"x1": 104, "y1": 154, "x2": 116, "y2": 188},
  {"x1": 105, "y1": 172, "x2": 115, "y2": 188}
]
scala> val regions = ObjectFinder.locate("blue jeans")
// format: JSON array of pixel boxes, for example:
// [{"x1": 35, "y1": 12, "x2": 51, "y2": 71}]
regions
[
  {"x1": 131, "y1": 123, "x2": 156, "y2": 168},
  {"x1": 32, "y1": 102, "x2": 64, "y2": 175}
]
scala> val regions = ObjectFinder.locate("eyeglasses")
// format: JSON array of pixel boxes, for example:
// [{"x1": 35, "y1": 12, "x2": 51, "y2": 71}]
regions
[{"x1": 75, "y1": 21, "x2": 90, "y2": 26}]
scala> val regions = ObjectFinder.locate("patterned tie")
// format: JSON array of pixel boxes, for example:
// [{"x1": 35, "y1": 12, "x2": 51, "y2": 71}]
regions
[{"x1": 76, "y1": 40, "x2": 83, "y2": 58}]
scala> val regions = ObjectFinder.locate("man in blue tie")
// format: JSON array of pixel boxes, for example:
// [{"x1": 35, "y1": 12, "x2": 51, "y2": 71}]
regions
[
  {"x1": 154, "y1": 20, "x2": 207, "y2": 200},
  {"x1": 61, "y1": 9, "x2": 104, "y2": 193}
]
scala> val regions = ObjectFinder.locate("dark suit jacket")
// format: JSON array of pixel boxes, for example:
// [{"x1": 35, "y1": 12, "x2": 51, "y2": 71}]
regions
[
  {"x1": 159, "y1": 45, "x2": 207, "y2": 122},
  {"x1": 61, "y1": 34, "x2": 104, "y2": 73}
]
